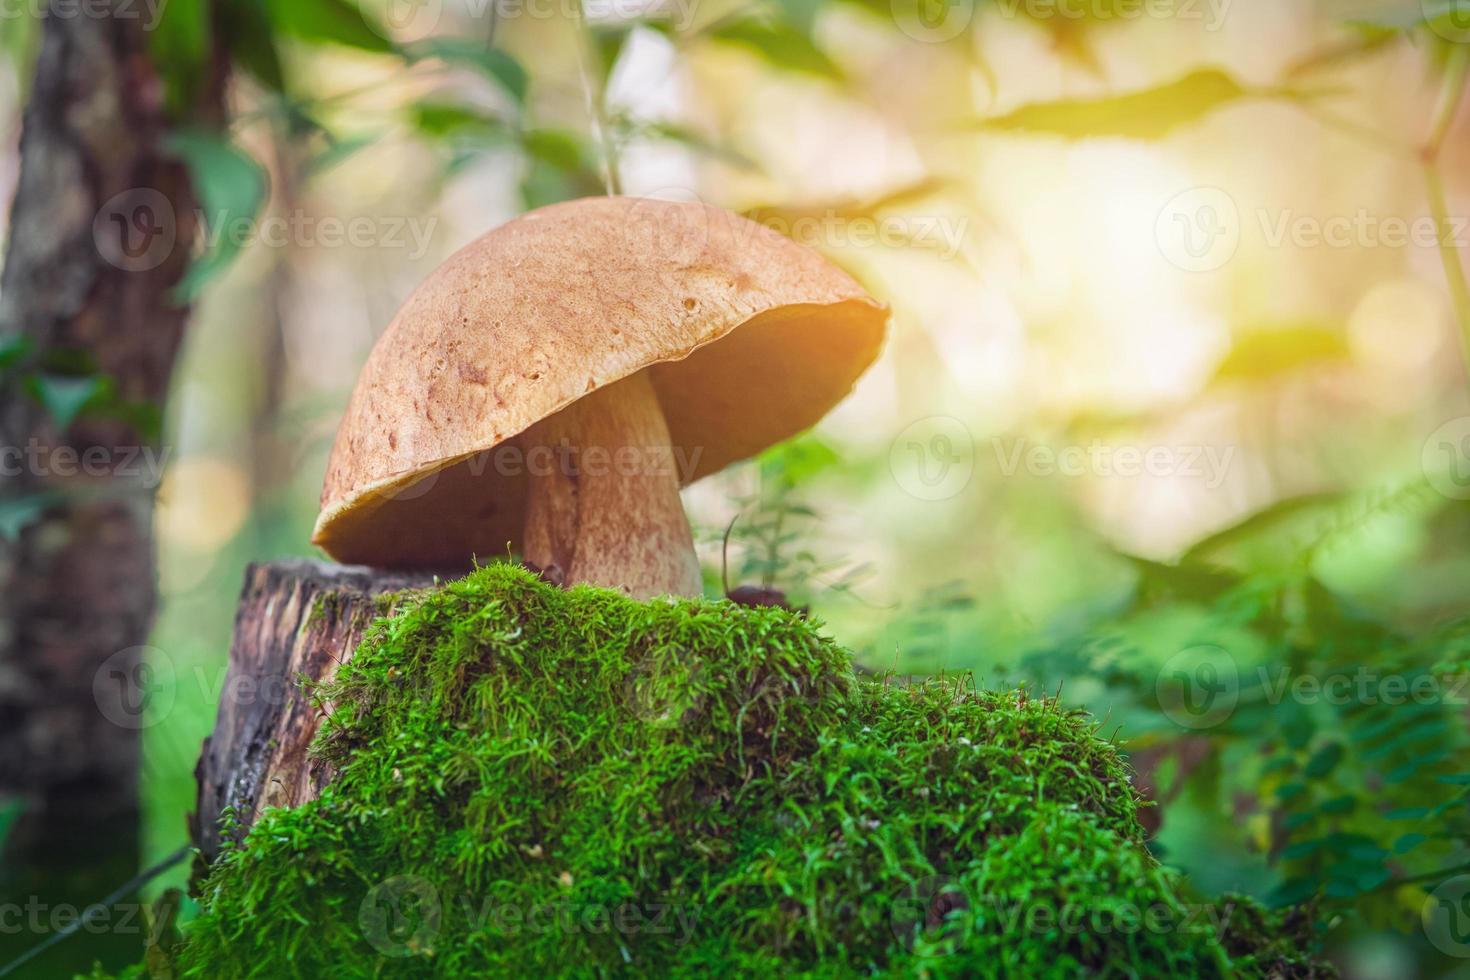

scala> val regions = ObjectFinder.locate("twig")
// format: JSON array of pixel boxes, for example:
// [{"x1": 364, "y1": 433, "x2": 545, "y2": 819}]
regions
[
  {"x1": 0, "y1": 844, "x2": 192, "y2": 978},
  {"x1": 572, "y1": 0, "x2": 622, "y2": 195}
]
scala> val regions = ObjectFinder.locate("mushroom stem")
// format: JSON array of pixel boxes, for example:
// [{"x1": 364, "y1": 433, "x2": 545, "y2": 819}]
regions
[{"x1": 520, "y1": 371, "x2": 702, "y2": 599}]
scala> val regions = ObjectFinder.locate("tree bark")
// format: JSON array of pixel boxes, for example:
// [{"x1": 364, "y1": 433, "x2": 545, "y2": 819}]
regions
[
  {"x1": 191, "y1": 560, "x2": 439, "y2": 863},
  {"x1": 0, "y1": 0, "x2": 224, "y2": 909}
]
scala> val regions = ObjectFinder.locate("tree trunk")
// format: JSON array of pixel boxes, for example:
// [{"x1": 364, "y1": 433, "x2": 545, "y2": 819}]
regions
[
  {"x1": 191, "y1": 560, "x2": 439, "y2": 863},
  {"x1": 0, "y1": 0, "x2": 224, "y2": 936}
]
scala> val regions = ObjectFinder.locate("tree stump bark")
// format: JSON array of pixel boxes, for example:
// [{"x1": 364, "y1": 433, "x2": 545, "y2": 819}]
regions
[{"x1": 191, "y1": 560, "x2": 442, "y2": 862}]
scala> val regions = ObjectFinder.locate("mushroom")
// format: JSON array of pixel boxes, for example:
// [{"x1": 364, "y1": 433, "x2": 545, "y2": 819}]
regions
[{"x1": 313, "y1": 196, "x2": 887, "y2": 599}]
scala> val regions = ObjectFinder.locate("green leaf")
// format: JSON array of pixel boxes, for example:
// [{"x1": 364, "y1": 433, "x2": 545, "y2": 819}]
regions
[
  {"x1": 977, "y1": 69, "x2": 1255, "y2": 141},
  {"x1": 167, "y1": 130, "x2": 269, "y2": 300},
  {"x1": 1283, "y1": 810, "x2": 1316, "y2": 831},
  {"x1": 148, "y1": 0, "x2": 210, "y2": 113},
  {"x1": 1280, "y1": 837, "x2": 1324, "y2": 860},
  {"x1": 25, "y1": 373, "x2": 106, "y2": 430},
  {"x1": 1385, "y1": 747, "x2": 1452, "y2": 783},
  {"x1": 219, "y1": 0, "x2": 286, "y2": 92},
  {"x1": 306, "y1": 132, "x2": 382, "y2": 176},
  {"x1": 522, "y1": 129, "x2": 590, "y2": 173},
  {"x1": 0, "y1": 334, "x2": 31, "y2": 372},
  {"x1": 1394, "y1": 833, "x2": 1428, "y2": 854},
  {"x1": 1319, "y1": 794, "x2": 1355, "y2": 815},
  {"x1": 621, "y1": 120, "x2": 758, "y2": 170},
  {"x1": 0, "y1": 797, "x2": 19, "y2": 853},
  {"x1": 1266, "y1": 877, "x2": 1319, "y2": 908},
  {"x1": 266, "y1": 0, "x2": 393, "y2": 54},
  {"x1": 404, "y1": 38, "x2": 528, "y2": 106},
  {"x1": 1276, "y1": 781, "x2": 1307, "y2": 802},
  {"x1": 1385, "y1": 806, "x2": 1430, "y2": 821},
  {"x1": 1211, "y1": 323, "x2": 1351, "y2": 384},
  {"x1": 0, "y1": 494, "x2": 56, "y2": 541},
  {"x1": 591, "y1": 23, "x2": 635, "y2": 86},
  {"x1": 775, "y1": 0, "x2": 825, "y2": 32},
  {"x1": 709, "y1": 16, "x2": 843, "y2": 80},
  {"x1": 412, "y1": 104, "x2": 510, "y2": 142},
  {"x1": 1180, "y1": 493, "x2": 1344, "y2": 567},
  {"x1": 1303, "y1": 742, "x2": 1344, "y2": 779}
]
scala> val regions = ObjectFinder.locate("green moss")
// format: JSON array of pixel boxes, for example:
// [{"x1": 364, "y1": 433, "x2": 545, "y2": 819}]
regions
[{"x1": 107, "y1": 564, "x2": 1325, "y2": 978}]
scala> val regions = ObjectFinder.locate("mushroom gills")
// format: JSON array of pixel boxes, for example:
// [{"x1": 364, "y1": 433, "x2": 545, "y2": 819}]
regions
[{"x1": 520, "y1": 371, "x2": 702, "y2": 599}]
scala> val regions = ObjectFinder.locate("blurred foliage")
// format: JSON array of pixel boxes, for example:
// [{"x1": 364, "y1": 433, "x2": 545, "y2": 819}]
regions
[{"x1": 976, "y1": 68, "x2": 1259, "y2": 140}]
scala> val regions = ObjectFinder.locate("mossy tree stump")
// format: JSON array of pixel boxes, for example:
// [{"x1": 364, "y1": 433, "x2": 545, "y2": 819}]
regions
[
  {"x1": 161, "y1": 563, "x2": 1324, "y2": 978},
  {"x1": 191, "y1": 559, "x2": 442, "y2": 862}
]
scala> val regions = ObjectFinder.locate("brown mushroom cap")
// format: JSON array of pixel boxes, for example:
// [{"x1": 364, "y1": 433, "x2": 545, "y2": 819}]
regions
[{"x1": 313, "y1": 195, "x2": 888, "y2": 569}]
